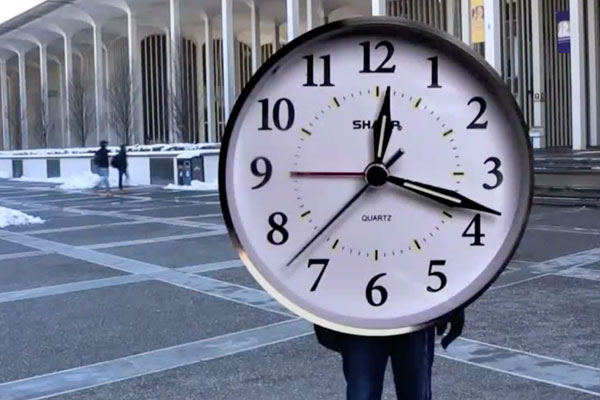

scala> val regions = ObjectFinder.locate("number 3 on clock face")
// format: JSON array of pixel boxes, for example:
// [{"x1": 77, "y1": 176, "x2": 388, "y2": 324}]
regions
[{"x1": 220, "y1": 19, "x2": 532, "y2": 336}]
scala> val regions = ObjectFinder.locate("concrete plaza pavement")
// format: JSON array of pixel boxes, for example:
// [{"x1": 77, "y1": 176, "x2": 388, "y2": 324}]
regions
[{"x1": 0, "y1": 179, "x2": 598, "y2": 399}]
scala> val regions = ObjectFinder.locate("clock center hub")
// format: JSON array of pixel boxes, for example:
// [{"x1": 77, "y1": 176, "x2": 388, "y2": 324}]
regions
[{"x1": 365, "y1": 163, "x2": 389, "y2": 188}]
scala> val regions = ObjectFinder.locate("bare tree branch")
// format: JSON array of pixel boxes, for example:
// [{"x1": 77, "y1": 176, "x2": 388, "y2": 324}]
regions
[
  {"x1": 109, "y1": 62, "x2": 137, "y2": 146},
  {"x1": 169, "y1": 47, "x2": 190, "y2": 144},
  {"x1": 9, "y1": 102, "x2": 25, "y2": 149},
  {"x1": 70, "y1": 74, "x2": 94, "y2": 147},
  {"x1": 35, "y1": 99, "x2": 53, "y2": 148}
]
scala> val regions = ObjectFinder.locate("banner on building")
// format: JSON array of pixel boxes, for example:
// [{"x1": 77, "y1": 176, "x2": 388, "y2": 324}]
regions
[
  {"x1": 556, "y1": 10, "x2": 570, "y2": 53},
  {"x1": 471, "y1": 0, "x2": 485, "y2": 44}
]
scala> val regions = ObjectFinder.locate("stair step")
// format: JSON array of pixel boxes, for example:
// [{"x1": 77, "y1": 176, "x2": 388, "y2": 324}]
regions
[
  {"x1": 536, "y1": 163, "x2": 599, "y2": 166},
  {"x1": 534, "y1": 173, "x2": 600, "y2": 187},
  {"x1": 535, "y1": 168, "x2": 600, "y2": 174},
  {"x1": 533, "y1": 196, "x2": 600, "y2": 207},
  {"x1": 534, "y1": 192, "x2": 600, "y2": 200},
  {"x1": 535, "y1": 184, "x2": 600, "y2": 199},
  {"x1": 535, "y1": 156, "x2": 600, "y2": 161},
  {"x1": 529, "y1": 156, "x2": 600, "y2": 206},
  {"x1": 535, "y1": 185, "x2": 600, "y2": 192}
]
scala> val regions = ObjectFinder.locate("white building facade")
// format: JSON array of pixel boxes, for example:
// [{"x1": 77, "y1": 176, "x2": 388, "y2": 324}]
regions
[{"x1": 0, "y1": 0, "x2": 597, "y2": 150}]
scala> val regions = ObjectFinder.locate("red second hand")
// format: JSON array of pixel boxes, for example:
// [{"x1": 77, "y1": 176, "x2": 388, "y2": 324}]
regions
[{"x1": 290, "y1": 171, "x2": 364, "y2": 178}]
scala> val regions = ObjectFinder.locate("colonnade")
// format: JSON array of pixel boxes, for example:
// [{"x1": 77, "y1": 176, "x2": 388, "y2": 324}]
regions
[{"x1": 0, "y1": 0, "x2": 596, "y2": 150}]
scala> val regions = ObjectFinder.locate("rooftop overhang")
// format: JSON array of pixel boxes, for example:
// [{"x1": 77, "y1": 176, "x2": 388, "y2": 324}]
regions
[{"x1": 0, "y1": 0, "x2": 368, "y2": 60}]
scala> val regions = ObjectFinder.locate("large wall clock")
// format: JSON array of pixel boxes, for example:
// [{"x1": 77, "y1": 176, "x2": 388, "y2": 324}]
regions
[{"x1": 219, "y1": 18, "x2": 532, "y2": 336}]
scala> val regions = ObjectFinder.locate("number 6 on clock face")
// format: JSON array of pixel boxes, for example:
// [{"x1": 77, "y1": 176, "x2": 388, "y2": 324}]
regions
[{"x1": 220, "y1": 19, "x2": 532, "y2": 336}]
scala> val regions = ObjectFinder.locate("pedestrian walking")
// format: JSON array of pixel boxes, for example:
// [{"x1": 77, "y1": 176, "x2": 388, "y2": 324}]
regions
[
  {"x1": 315, "y1": 309, "x2": 464, "y2": 400},
  {"x1": 94, "y1": 140, "x2": 112, "y2": 196},
  {"x1": 111, "y1": 145, "x2": 129, "y2": 191}
]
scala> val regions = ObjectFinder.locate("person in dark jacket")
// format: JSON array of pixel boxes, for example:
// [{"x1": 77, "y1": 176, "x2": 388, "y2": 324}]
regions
[
  {"x1": 94, "y1": 140, "x2": 111, "y2": 194},
  {"x1": 315, "y1": 309, "x2": 464, "y2": 400},
  {"x1": 111, "y1": 145, "x2": 128, "y2": 191}
]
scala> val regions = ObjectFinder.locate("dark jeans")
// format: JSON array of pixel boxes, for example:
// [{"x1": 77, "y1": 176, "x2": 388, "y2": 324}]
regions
[
  {"x1": 341, "y1": 327, "x2": 435, "y2": 400},
  {"x1": 118, "y1": 169, "x2": 128, "y2": 190}
]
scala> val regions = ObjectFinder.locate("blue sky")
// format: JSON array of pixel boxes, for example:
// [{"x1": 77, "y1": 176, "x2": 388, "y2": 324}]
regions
[{"x1": 0, "y1": 0, "x2": 45, "y2": 25}]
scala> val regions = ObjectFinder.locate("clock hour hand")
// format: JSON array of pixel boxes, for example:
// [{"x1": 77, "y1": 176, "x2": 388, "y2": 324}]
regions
[
  {"x1": 387, "y1": 176, "x2": 501, "y2": 216},
  {"x1": 372, "y1": 86, "x2": 393, "y2": 164}
]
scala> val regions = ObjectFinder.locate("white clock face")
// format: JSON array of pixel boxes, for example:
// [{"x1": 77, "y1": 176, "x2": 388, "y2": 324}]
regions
[{"x1": 220, "y1": 20, "x2": 532, "y2": 335}]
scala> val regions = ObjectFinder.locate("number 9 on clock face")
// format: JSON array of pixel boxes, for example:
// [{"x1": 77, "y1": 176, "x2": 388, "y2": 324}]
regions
[{"x1": 219, "y1": 19, "x2": 532, "y2": 336}]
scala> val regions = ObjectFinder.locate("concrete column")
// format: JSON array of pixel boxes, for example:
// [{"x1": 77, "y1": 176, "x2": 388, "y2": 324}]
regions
[
  {"x1": 570, "y1": 0, "x2": 587, "y2": 150},
  {"x1": 371, "y1": 0, "x2": 386, "y2": 16},
  {"x1": 531, "y1": 0, "x2": 545, "y2": 132},
  {"x1": 204, "y1": 17, "x2": 216, "y2": 142},
  {"x1": 446, "y1": 0, "x2": 456, "y2": 37},
  {"x1": 222, "y1": 0, "x2": 236, "y2": 119},
  {"x1": 0, "y1": 61, "x2": 10, "y2": 150},
  {"x1": 250, "y1": 1, "x2": 261, "y2": 73},
  {"x1": 170, "y1": 0, "x2": 182, "y2": 143},
  {"x1": 39, "y1": 43, "x2": 49, "y2": 148},
  {"x1": 165, "y1": 27, "x2": 173, "y2": 143},
  {"x1": 39, "y1": 44, "x2": 48, "y2": 119},
  {"x1": 287, "y1": 0, "x2": 300, "y2": 41},
  {"x1": 18, "y1": 51, "x2": 29, "y2": 149},
  {"x1": 194, "y1": 29, "x2": 205, "y2": 141},
  {"x1": 272, "y1": 22, "x2": 280, "y2": 52},
  {"x1": 484, "y1": 0, "x2": 501, "y2": 73},
  {"x1": 588, "y1": 0, "x2": 599, "y2": 147},
  {"x1": 54, "y1": 59, "x2": 66, "y2": 146},
  {"x1": 233, "y1": 38, "x2": 240, "y2": 96},
  {"x1": 63, "y1": 34, "x2": 73, "y2": 147},
  {"x1": 306, "y1": 0, "x2": 323, "y2": 31},
  {"x1": 128, "y1": 12, "x2": 144, "y2": 145},
  {"x1": 93, "y1": 23, "x2": 106, "y2": 143},
  {"x1": 460, "y1": 0, "x2": 471, "y2": 46},
  {"x1": 104, "y1": 46, "x2": 111, "y2": 144},
  {"x1": 104, "y1": 46, "x2": 110, "y2": 94}
]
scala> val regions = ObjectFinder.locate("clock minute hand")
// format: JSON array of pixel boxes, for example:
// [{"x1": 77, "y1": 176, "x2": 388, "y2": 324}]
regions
[
  {"x1": 372, "y1": 86, "x2": 393, "y2": 164},
  {"x1": 286, "y1": 148, "x2": 406, "y2": 267},
  {"x1": 387, "y1": 176, "x2": 502, "y2": 216},
  {"x1": 286, "y1": 183, "x2": 370, "y2": 267}
]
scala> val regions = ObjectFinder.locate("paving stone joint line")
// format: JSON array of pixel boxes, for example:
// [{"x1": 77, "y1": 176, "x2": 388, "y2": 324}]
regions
[{"x1": 1, "y1": 183, "x2": 599, "y2": 398}]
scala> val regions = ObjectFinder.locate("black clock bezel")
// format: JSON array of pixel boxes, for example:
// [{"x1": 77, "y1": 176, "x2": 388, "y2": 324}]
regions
[{"x1": 219, "y1": 17, "x2": 533, "y2": 335}]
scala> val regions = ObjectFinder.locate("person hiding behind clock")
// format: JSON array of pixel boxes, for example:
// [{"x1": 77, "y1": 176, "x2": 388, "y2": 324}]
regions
[{"x1": 314, "y1": 309, "x2": 464, "y2": 400}]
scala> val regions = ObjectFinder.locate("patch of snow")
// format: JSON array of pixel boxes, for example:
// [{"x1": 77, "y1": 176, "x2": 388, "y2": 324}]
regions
[
  {"x1": 0, "y1": 206, "x2": 44, "y2": 228},
  {"x1": 0, "y1": 170, "x2": 11, "y2": 179},
  {"x1": 60, "y1": 173, "x2": 136, "y2": 190},
  {"x1": 1, "y1": 147, "x2": 98, "y2": 157},
  {"x1": 164, "y1": 180, "x2": 218, "y2": 191},
  {"x1": 12, "y1": 176, "x2": 64, "y2": 184},
  {"x1": 175, "y1": 150, "x2": 219, "y2": 159},
  {"x1": 11, "y1": 172, "x2": 137, "y2": 191},
  {"x1": 142, "y1": 143, "x2": 220, "y2": 152},
  {"x1": 58, "y1": 172, "x2": 102, "y2": 190},
  {"x1": 0, "y1": 143, "x2": 220, "y2": 157}
]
